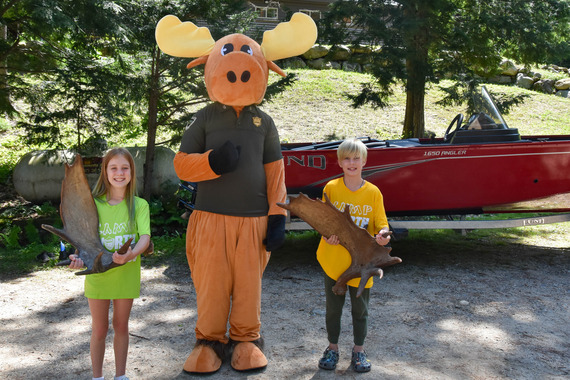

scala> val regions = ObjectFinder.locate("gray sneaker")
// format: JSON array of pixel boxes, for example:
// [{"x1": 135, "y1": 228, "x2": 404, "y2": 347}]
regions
[{"x1": 318, "y1": 347, "x2": 339, "y2": 370}]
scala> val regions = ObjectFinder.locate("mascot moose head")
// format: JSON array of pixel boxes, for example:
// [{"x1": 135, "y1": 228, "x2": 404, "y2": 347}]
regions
[
  {"x1": 156, "y1": 13, "x2": 317, "y2": 374},
  {"x1": 156, "y1": 12, "x2": 317, "y2": 105}
]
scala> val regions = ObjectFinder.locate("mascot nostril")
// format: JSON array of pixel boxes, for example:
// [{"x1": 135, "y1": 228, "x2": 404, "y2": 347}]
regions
[
  {"x1": 155, "y1": 12, "x2": 317, "y2": 374},
  {"x1": 227, "y1": 71, "x2": 237, "y2": 83}
]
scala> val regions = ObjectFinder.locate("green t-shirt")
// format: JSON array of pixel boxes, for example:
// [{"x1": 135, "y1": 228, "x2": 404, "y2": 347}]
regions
[{"x1": 84, "y1": 196, "x2": 151, "y2": 299}]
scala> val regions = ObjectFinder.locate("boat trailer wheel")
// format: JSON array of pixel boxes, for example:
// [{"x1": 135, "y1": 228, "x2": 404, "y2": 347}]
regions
[{"x1": 444, "y1": 113, "x2": 464, "y2": 142}]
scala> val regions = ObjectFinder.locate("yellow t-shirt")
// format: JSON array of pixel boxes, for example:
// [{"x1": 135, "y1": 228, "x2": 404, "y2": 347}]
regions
[{"x1": 316, "y1": 178, "x2": 389, "y2": 288}]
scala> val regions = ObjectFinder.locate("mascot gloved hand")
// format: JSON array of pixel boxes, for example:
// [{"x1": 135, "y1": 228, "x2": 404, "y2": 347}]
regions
[
  {"x1": 208, "y1": 140, "x2": 240, "y2": 175},
  {"x1": 264, "y1": 214, "x2": 286, "y2": 252},
  {"x1": 155, "y1": 13, "x2": 317, "y2": 374}
]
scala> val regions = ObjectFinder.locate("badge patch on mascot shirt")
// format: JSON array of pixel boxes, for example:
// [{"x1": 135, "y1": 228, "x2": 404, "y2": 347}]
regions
[
  {"x1": 252, "y1": 117, "x2": 262, "y2": 127},
  {"x1": 186, "y1": 116, "x2": 197, "y2": 130}
]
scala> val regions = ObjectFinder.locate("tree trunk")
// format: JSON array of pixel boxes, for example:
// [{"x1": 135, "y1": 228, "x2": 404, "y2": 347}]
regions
[
  {"x1": 143, "y1": 48, "x2": 161, "y2": 201},
  {"x1": 402, "y1": 74, "x2": 426, "y2": 138},
  {"x1": 402, "y1": 2, "x2": 429, "y2": 139},
  {"x1": 0, "y1": 24, "x2": 14, "y2": 115}
]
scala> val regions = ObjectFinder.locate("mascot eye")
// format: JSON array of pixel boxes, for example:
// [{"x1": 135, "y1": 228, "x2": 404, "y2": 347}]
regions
[
  {"x1": 221, "y1": 43, "x2": 234, "y2": 56},
  {"x1": 240, "y1": 45, "x2": 253, "y2": 55}
]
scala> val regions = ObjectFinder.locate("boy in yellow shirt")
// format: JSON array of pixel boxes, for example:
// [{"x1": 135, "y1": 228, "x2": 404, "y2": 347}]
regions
[{"x1": 316, "y1": 138, "x2": 391, "y2": 373}]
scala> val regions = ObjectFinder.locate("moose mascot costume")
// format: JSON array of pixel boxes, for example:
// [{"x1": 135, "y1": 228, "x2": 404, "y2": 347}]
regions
[{"x1": 155, "y1": 13, "x2": 317, "y2": 374}]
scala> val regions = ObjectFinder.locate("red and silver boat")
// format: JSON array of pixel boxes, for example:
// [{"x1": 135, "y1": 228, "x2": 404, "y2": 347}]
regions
[{"x1": 281, "y1": 87, "x2": 570, "y2": 229}]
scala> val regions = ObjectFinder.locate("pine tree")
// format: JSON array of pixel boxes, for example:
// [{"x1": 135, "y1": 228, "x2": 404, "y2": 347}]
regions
[{"x1": 320, "y1": 0, "x2": 570, "y2": 138}]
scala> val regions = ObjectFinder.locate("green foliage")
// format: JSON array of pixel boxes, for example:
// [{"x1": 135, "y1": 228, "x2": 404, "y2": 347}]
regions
[
  {"x1": 24, "y1": 222, "x2": 41, "y2": 244},
  {"x1": 0, "y1": 225, "x2": 22, "y2": 249},
  {"x1": 320, "y1": 0, "x2": 570, "y2": 137},
  {"x1": 263, "y1": 73, "x2": 298, "y2": 102},
  {"x1": 0, "y1": 1, "x2": 251, "y2": 162},
  {"x1": 0, "y1": 118, "x2": 10, "y2": 132},
  {"x1": 0, "y1": 202, "x2": 58, "y2": 221},
  {"x1": 534, "y1": 67, "x2": 569, "y2": 81},
  {"x1": 142, "y1": 233, "x2": 187, "y2": 268},
  {"x1": 1, "y1": 0, "x2": 131, "y2": 116},
  {"x1": 0, "y1": 241, "x2": 61, "y2": 275},
  {"x1": 436, "y1": 81, "x2": 531, "y2": 116},
  {"x1": 0, "y1": 201, "x2": 60, "y2": 251},
  {"x1": 147, "y1": 197, "x2": 187, "y2": 236},
  {"x1": 269, "y1": 230, "x2": 320, "y2": 267},
  {"x1": 282, "y1": 230, "x2": 321, "y2": 252},
  {"x1": 17, "y1": 60, "x2": 134, "y2": 150}
]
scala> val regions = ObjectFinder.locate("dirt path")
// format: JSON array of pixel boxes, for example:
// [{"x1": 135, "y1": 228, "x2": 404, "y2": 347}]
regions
[{"x1": 1, "y1": 233, "x2": 569, "y2": 380}]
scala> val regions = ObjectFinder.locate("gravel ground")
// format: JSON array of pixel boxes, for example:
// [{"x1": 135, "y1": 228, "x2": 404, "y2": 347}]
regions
[{"x1": 1, "y1": 230, "x2": 569, "y2": 380}]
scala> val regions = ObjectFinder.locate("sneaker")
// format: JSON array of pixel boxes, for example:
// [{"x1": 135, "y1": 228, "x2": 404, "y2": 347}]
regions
[
  {"x1": 318, "y1": 347, "x2": 339, "y2": 370},
  {"x1": 351, "y1": 350, "x2": 371, "y2": 373}
]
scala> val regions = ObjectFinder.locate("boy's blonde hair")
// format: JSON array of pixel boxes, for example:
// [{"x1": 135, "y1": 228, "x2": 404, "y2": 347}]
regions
[
  {"x1": 92, "y1": 147, "x2": 137, "y2": 231},
  {"x1": 337, "y1": 138, "x2": 368, "y2": 162}
]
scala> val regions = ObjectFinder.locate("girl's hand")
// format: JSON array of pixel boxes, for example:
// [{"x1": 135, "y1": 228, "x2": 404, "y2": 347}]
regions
[
  {"x1": 375, "y1": 231, "x2": 391, "y2": 246},
  {"x1": 323, "y1": 234, "x2": 340, "y2": 245},
  {"x1": 112, "y1": 247, "x2": 133, "y2": 265},
  {"x1": 69, "y1": 254, "x2": 84, "y2": 269}
]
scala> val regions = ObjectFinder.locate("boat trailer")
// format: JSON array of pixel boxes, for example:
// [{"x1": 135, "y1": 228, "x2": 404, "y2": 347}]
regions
[{"x1": 285, "y1": 211, "x2": 570, "y2": 237}]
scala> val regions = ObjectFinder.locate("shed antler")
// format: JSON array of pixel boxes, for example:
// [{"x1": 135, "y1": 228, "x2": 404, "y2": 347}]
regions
[
  {"x1": 278, "y1": 193, "x2": 402, "y2": 297},
  {"x1": 41, "y1": 155, "x2": 152, "y2": 275}
]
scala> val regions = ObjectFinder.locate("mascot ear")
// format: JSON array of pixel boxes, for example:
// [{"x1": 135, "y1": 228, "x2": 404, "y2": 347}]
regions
[
  {"x1": 261, "y1": 13, "x2": 318, "y2": 62},
  {"x1": 187, "y1": 56, "x2": 208, "y2": 69},
  {"x1": 155, "y1": 15, "x2": 215, "y2": 58}
]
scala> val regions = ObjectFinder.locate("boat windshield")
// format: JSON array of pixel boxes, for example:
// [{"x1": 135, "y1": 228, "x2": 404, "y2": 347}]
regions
[{"x1": 470, "y1": 86, "x2": 509, "y2": 129}]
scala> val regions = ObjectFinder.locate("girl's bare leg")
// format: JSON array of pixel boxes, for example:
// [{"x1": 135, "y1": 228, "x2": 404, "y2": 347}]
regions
[
  {"x1": 112, "y1": 298, "x2": 133, "y2": 377},
  {"x1": 88, "y1": 299, "x2": 111, "y2": 378}
]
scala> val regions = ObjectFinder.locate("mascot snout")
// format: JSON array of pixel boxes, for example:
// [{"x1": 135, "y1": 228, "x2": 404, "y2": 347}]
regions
[
  {"x1": 208, "y1": 52, "x2": 267, "y2": 105},
  {"x1": 204, "y1": 34, "x2": 270, "y2": 106}
]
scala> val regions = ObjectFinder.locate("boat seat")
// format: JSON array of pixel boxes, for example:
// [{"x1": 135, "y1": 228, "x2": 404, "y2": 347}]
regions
[
  {"x1": 450, "y1": 128, "x2": 521, "y2": 144},
  {"x1": 385, "y1": 138, "x2": 421, "y2": 147},
  {"x1": 287, "y1": 137, "x2": 385, "y2": 151}
]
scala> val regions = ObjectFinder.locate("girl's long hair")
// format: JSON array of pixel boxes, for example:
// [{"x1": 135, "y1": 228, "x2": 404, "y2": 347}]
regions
[{"x1": 92, "y1": 147, "x2": 137, "y2": 232}]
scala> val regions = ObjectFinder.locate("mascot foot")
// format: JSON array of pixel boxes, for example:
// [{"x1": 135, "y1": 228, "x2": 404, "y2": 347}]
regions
[
  {"x1": 231, "y1": 341, "x2": 268, "y2": 372},
  {"x1": 183, "y1": 342, "x2": 223, "y2": 374}
]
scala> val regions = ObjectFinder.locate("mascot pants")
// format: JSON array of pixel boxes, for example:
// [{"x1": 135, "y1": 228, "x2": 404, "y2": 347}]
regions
[{"x1": 186, "y1": 210, "x2": 270, "y2": 344}]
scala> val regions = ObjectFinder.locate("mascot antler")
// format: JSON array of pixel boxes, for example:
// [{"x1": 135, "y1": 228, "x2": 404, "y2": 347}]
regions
[
  {"x1": 260, "y1": 13, "x2": 318, "y2": 61},
  {"x1": 155, "y1": 12, "x2": 316, "y2": 61},
  {"x1": 278, "y1": 193, "x2": 402, "y2": 297},
  {"x1": 41, "y1": 155, "x2": 153, "y2": 275},
  {"x1": 154, "y1": 16, "x2": 215, "y2": 58}
]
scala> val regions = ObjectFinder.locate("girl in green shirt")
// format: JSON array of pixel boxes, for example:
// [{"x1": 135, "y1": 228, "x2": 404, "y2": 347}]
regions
[{"x1": 69, "y1": 148, "x2": 150, "y2": 380}]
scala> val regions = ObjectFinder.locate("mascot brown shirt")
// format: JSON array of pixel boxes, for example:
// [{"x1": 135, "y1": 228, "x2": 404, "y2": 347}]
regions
[{"x1": 179, "y1": 103, "x2": 282, "y2": 215}]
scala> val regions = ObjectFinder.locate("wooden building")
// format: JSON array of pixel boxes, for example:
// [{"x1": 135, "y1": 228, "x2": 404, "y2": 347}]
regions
[{"x1": 247, "y1": 1, "x2": 333, "y2": 30}]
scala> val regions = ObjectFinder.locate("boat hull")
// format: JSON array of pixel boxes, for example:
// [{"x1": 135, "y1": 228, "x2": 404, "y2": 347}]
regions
[{"x1": 282, "y1": 136, "x2": 570, "y2": 216}]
